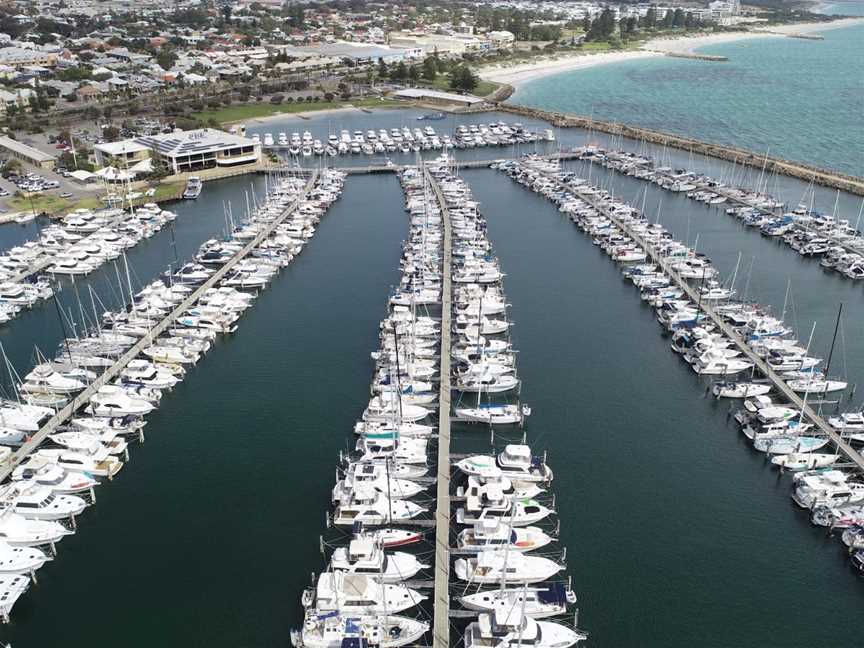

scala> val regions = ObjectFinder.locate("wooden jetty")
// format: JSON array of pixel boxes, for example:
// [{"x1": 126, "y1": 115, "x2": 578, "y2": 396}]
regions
[
  {"x1": 0, "y1": 172, "x2": 320, "y2": 482},
  {"x1": 426, "y1": 168, "x2": 453, "y2": 648},
  {"x1": 527, "y1": 164, "x2": 864, "y2": 473}
]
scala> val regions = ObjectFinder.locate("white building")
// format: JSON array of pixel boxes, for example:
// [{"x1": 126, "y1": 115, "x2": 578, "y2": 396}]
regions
[{"x1": 95, "y1": 129, "x2": 261, "y2": 175}]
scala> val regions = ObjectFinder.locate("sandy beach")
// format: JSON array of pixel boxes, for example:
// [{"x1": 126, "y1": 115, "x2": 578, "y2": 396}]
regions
[
  {"x1": 479, "y1": 50, "x2": 661, "y2": 86},
  {"x1": 645, "y1": 18, "x2": 864, "y2": 55},
  {"x1": 642, "y1": 31, "x2": 782, "y2": 55},
  {"x1": 479, "y1": 17, "x2": 864, "y2": 87}
]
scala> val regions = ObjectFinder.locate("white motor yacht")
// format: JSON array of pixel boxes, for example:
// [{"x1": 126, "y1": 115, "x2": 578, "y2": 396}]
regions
[
  {"x1": 292, "y1": 612, "x2": 428, "y2": 648},
  {"x1": 333, "y1": 487, "x2": 425, "y2": 527},
  {"x1": 88, "y1": 391, "x2": 154, "y2": 417},
  {"x1": 0, "y1": 402, "x2": 53, "y2": 431},
  {"x1": 304, "y1": 571, "x2": 425, "y2": 615},
  {"x1": 771, "y1": 453, "x2": 837, "y2": 471},
  {"x1": 49, "y1": 431, "x2": 128, "y2": 457},
  {"x1": 455, "y1": 550, "x2": 563, "y2": 584},
  {"x1": 456, "y1": 518, "x2": 552, "y2": 553},
  {"x1": 460, "y1": 583, "x2": 576, "y2": 619},
  {"x1": 11, "y1": 456, "x2": 99, "y2": 494},
  {"x1": 35, "y1": 446, "x2": 123, "y2": 478},
  {"x1": 120, "y1": 360, "x2": 180, "y2": 389},
  {"x1": 2, "y1": 483, "x2": 87, "y2": 520},
  {"x1": 828, "y1": 411, "x2": 864, "y2": 433},
  {"x1": 329, "y1": 537, "x2": 428, "y2": 583},
  {"x1": 0, "y1": 541, "x2": 50, "y2": 575},
  {"x1": 0, "y1": 507, "x2": 73, "y2": 547},
  {"x1": 464, "y1": 611, "x2": 585, "y2": 648},
  {"x1": 792, "y1": 470, "x2": 864, "y2": 509},
  {"x1": 457, "y1": 445, "x2": 553, "y2": 483},
  {"x1": 20, "y1": 364, "x2": 87, "y2": 394},
  {"x1": 332, "y1": 464, "x2": 425, "y2": 503}
]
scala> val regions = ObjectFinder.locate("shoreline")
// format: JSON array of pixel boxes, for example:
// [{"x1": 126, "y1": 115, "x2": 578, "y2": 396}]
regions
[
  {"x1": 479, "y1": 17, "x2": 864, "y2": 88},
  {"x1": 223, "y1": 103, "x2": 405, "y2": 127},
  {"x1": 479, "y1": 50, "x2": 662, "y2": 87}
]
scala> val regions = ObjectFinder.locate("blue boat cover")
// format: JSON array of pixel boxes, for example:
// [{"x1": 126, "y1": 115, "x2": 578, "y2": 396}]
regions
[{"x1": 538, "y1": 583, "x2": 568, "y2": 605}]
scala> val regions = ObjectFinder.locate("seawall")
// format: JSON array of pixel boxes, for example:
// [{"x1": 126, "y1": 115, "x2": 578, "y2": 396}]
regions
[{"x1": 495, "y1": 103, "x2": 864, "y2": 196}]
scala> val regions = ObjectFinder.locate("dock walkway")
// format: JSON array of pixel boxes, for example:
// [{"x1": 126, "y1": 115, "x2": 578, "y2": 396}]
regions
[
  {"x1": 426, "y1": 168, "x2": 452, "y2": 648},
  {"x1": 529, "y1": 164, "x2": 864, "y2": 473},
  {"x1": 269, "y1": 152, "x2": 585, "y2": 177},
  {"x1": 0, "y1": 172, "x2": 319, "y2": 483},
  {"x1": 583, "y1": 153, "x2": 864, "y2": 264}
]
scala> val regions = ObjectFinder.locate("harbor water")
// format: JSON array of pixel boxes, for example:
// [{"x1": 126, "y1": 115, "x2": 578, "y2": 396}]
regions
[
  {"x1": 510, "y1": 21, "x2": 864, "y2": 177},
  {"x1": 1, "y1": 108, "x2": 862, "y2": 646}
]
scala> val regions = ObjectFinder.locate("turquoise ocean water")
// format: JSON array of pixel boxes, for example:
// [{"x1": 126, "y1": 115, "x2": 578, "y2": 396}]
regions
[{"x1": 511, "y1": 18, "x2": 864, "y2": 176}]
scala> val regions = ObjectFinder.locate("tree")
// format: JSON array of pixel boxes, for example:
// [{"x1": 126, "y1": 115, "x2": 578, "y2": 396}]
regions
[
  {"x1": 408, "y1": 65, "x2": 420, "y2": 82},
  {"x1": 284, "y1": 3, "x2": 305, "y2": 27},
  {"x1": 102, "y1": 125, "x2": 120, "y2": 141},
  {"x1": 586, "y1": 8, "x2": 616, "y2": 42},
  {"x1": 672, "y1": 9, "x2": 686, "y2": 28},
  {"x1": 643, "y1": 7, "x2": 657, "y2": 30},
  {"x1": 391, "y1": 61, "x2": 408, "y2": 81},
  {"x1": 377, "y1": 58, "x2": 388, "y2": 79},
  {"x1": 156, "y1": 49, "x2": 178, "y2": 71},
  {"x1": 422, "y1": 56, "x2": 437, "y2": 81},
  {"x1": 449, "y1": 65, "x2": 478, "y2": 92},
  {"x1": 661, "y1": 10, "x2": 675, "y2": 29}
]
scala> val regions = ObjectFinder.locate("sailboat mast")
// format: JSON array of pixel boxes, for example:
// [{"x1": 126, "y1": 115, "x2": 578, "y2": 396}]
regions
[{"x1": 823, "y1": 303, "x2": 843, "y2": 379}]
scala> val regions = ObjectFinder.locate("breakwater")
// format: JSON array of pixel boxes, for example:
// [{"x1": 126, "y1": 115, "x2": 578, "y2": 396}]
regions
[{"x1": 495, "y1": 103, "x2": 864, "y2": 196}]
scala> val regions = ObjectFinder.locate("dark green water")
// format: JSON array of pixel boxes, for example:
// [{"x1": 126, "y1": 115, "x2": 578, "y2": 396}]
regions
[
  {"x1": 0, "y1": 110, "x2": 862, "y2": 646},
  {"x1": 464, "y1": 168, "x2": 863, "y2": 647}
]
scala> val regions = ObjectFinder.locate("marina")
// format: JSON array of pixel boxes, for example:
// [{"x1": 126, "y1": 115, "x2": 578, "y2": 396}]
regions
[
  {"x1": 0, "y1": 112, "x2": 862, "y2": 647},
  {"x1": 0, "y1": 204, "x2": 180, "y2": 326},
  {"x1": 495, "y1": 155, "x2": 864, "y2": 574},
  {"x1": 257, "y1": 122, "x2": 555, "y2": 159},
  {"x1": 574, "y1": 147, "x2": 864, "y2": 282},
  {"x1": 288, "y1": 156, "x2": 585, "y2": 648},
  {"x1": 0, "y1": 167, "x2": 346, "y2": 621}
]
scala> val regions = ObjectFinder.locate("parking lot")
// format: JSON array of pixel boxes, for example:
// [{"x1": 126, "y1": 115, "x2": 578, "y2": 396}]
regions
[{"x1": 0, "y1": 128, "x2": 103, "y2": 218}]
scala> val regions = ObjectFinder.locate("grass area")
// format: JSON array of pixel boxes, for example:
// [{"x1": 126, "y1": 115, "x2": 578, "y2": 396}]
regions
[
  {"x1": 146, "y1": 181, "x2": 184, "y2": 204},
  {"x1": 8, "y1": 180, "x2": 185, "y2": 217},
  {"x1": 419, "y1": 75, "x2": 502, "y2": 98},
  {"x1": 9, "y1": 193, "x2": 74, "y2": 215},
  {"x1": 193, "y1": 98, "x2": 403, "y2": 125}
]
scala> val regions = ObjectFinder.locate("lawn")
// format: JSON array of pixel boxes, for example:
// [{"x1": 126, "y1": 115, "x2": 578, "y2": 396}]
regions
[
  {"x1": 419, "y1": 75, "x2": 502, "y2": 98},
  {"x1": 193, "y1": 98, "x2": 403, "y2": 125},
  {"x1": 9, "y1": 192, "x2": 74, "y2": 215},
  {"x1": 8, "y1": 180, "x2": 185, "y2": 217}
]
